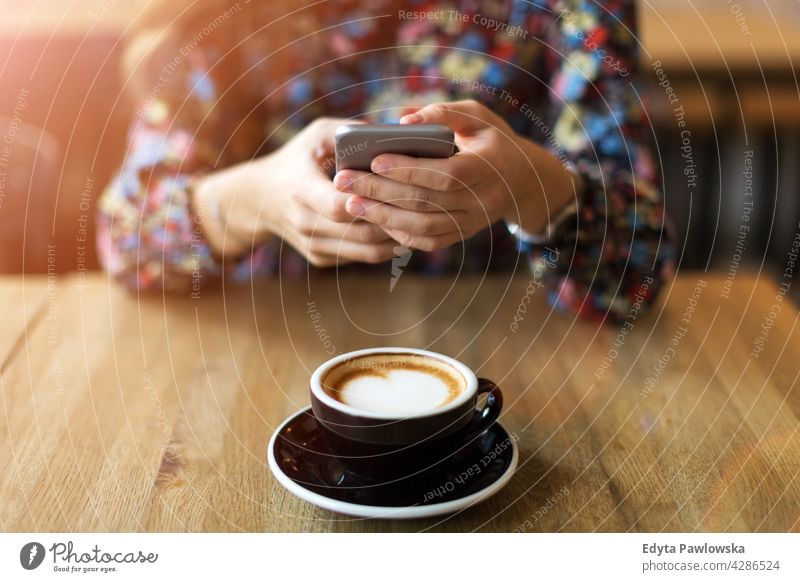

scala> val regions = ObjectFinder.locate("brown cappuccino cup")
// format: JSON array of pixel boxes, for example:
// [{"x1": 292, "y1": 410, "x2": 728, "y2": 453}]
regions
[{"x1": 310, "y1": 347, "x2": 503, "y2": 446}]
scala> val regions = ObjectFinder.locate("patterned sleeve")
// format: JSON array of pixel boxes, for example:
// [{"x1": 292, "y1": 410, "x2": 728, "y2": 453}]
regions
[
  {"x1": 526, "y1": 0, "x2": 674, "y2": 321},
  {"x1": 96, "y1": 43, "x2": 266, "y2": 293},
  {"x1": 96, "y1": 99, "x2": 219, "y2": 292}
]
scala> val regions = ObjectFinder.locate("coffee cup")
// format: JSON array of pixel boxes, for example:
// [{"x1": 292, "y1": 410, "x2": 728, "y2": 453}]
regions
[{"x1": 310, "y1": 347, "x2": 503, "y2": 446}]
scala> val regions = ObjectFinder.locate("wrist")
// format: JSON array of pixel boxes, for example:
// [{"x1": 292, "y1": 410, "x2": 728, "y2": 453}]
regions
[
  {"x1": 193, "y1": 161, "x2": 273, "y2": 258},
  {"x1": 504, "y1": 137, "x2": 580, "y2": 236},
  {"x1": 220, "y1": 159, "x2": 277, "y2": 243}
]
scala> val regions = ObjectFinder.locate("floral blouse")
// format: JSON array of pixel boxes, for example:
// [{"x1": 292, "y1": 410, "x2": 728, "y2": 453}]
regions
[{"x1": 97, "y1": 0, "x2": 673, "y2": 320}]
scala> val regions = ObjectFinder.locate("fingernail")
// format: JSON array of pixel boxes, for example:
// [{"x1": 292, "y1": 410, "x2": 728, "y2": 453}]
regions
[
  {"x1": 336, "y1": 174, "x2": 354, "y2": 192},
  {"x1": 347, "y1": 198, "x2": 366, "y2": 217},
  {"x1": 372, "y1": 158, "x2": 390, "y2": 174},
  {"x1": 400, "y1": 113, "x2": 422, "y2": 124}
]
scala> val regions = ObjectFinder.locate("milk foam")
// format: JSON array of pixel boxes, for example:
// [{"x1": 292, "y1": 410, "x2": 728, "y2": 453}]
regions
[
  {"x1": 322, "y1": 353, "x2": 466, "y2": 415},
  {"x1": 340, "y1": 369, "x2": 454, "y2": 415}
]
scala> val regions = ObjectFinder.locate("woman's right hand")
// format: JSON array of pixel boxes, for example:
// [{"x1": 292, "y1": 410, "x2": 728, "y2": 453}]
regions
[{"x1": 194, "y1": 117, "x2": 399, "y2": 267}]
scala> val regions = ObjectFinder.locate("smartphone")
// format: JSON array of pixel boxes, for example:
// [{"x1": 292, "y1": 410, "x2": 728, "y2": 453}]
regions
[{"x1": 335, "y1": 124, "x2": 456, "y2": 173}]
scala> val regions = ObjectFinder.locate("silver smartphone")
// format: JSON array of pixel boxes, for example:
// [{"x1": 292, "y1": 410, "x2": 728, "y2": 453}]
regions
[{"x1": 334, "y1": 124, "x2": 456, "y2": 172}]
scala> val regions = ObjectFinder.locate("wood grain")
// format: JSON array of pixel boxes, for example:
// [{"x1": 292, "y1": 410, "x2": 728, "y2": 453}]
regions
[
  {"x1": 0, "y1": 276, "x2": 48, "y2": 366},
  {"x1": 0, "y1": 272, "x2": 798, "y2": 532}
]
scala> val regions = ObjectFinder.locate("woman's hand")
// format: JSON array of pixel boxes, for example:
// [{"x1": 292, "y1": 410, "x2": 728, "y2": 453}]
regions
[
  {"x1": 195, "y1": 117, "x2": 398, "y2": 266},
  {"x1": 332, "y1": 100, "x2": 578, "y2": 252}
]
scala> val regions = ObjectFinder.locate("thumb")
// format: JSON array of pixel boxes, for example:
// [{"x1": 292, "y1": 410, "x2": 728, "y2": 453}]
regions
[{"x1": 399, "y1": 101, "x2": 487, "y2": 134}]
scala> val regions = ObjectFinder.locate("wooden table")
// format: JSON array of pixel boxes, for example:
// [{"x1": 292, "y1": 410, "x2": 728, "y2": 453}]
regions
[{"x1": 1, "y1": 272, "x2": 798, "y2": 532}]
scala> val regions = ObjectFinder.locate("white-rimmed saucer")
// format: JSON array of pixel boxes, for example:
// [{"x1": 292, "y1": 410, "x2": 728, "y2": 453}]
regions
[{"x1": 267, "y1": 406, "x2": 518, "y2": 520}]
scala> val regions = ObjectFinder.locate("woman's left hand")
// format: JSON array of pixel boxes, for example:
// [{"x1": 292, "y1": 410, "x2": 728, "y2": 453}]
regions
[{"x1": 333, "y1": 99, "x2": 575, "y2": 252}]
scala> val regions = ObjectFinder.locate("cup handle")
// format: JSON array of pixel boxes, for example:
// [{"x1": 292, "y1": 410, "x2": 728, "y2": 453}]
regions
[{"x1": 460, "y1": 378, "x2": 503, "y2": 441}]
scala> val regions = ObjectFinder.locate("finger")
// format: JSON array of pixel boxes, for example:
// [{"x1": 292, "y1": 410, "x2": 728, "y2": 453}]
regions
[
  {"x1": 399, "y1": 100, "x2": 488, "y2": 134},
  {"x1": 345, "y1": 196, "x2": 464, "y2": 236},
  {"x1": 369, "y1": 152, "x2": 483, "y2": 191},
  {"x1": 294, "y1": 178, "x2": 354, "y2": 223},
  {"x1": 315, "y1": 219, "x2": 393, "y2": 244},
  {"x1": 305, "y1": 252, "x2": 352, "y2": 268},
  {"x1": 334, "y1": 170, "x2": 459, "y2": 212},
  {"x1": 291, "y1": 203, "x2": 392, "y2": 243},
  {"x1": 311, "y1": 117, "x2": 366, "y2": 164},
  {"x1": 306, "y1": 237, "x2": 399, "y2": 265},
  {"x1": 310, "y1": 116, "x2": 365, "y2": 141},
  {"x1": 383, "y1": 227, "x2": 466, "y2": 253}
]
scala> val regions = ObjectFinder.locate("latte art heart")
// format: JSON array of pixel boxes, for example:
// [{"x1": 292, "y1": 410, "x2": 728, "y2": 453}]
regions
[{"x1": 322, "y1": 353, "x2": 466, "y2": 415}]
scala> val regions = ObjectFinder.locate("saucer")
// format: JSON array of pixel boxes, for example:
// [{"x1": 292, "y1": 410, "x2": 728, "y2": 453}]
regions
[{"x1": 267, "y1": 406, "x2": 518, "y2": 519}]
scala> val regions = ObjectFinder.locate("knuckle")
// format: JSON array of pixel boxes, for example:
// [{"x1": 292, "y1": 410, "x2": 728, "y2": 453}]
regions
[
  {"x1": 296, "y1": 221, "x2": 314, "y2": 236},
  {"x1": 410, "y1": 199, "x2": 427, "y2": 212},
  {"x1": 398, "y1": 231, "x2": 416, "y2": 248},
  {"x1": 388, "y1": 165, "x2": 412, "y2": 184},
  {"x1": 428, "y1": 103, "x2": 449, "y2": 119},
  {"x1": 364, "y1": 246, "x2": 388, "y2": 264},
  {"x1": 351, "y1": 226, "x2": 368, "y2": 242},
  {"x1": 367, "y1": 205, "x2": 387, "y2": 225},
  {"x1": 290, "y1": 208, "x2": 311, "y2": 233},
  {"x1": 418, "y1": 215, "x2": 436, "y2": 235},
  {"x1": 413, "y1": 237, "x2": 437, "y2": 252},
  {"x1": 353, "y1": 224, "x2": 376, "y2": 242},
  {"x1": 311, "y1": 253, "x2": 336, "y2": 268},
  {"x1": 349, "y1": 225, "x2": 368, "y2": 242},
  {"x1": 368, "y1": 225, "x2": 388, "y2": 242},
  {"x1": 410, "y1": 190, "x2": 432, "y2": 211},
  {"x1": 363, "y1": 177, "x2": 379, "y2": 200},
  {"x1": 487, "y1": 127, "x2": 504, "y2": 144},
  {"x1": 388, "y1": 229, "x2": 410, "y2": 247},
  {"x1": 307, "y1": 252, "x2": 324, "y2": 267},
  {"x1": 438, "y1": 173, "x2": 459, "y2": 191},
  {"x1": 306, "y1": 236, "x2": 325, "y2": 253},
  {"x1": 397, "y1": 166, "x2": 414, "y2": 184},
  {"x1": 381, "y1": 245, "x2": 399, "y2": 261},
  {"x1": 326, "y1": 196, "x2": 349, "y2": 221}
]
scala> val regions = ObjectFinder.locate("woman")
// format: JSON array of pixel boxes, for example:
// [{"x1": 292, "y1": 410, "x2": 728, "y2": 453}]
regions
[{"x1": 98, "y1": 0, "x2": 672, "y2": 320}]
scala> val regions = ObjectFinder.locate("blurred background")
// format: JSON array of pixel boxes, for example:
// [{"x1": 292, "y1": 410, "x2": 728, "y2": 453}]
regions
[{"x1": 1, "y1": 0, "x2": 798, "y2": 284}]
